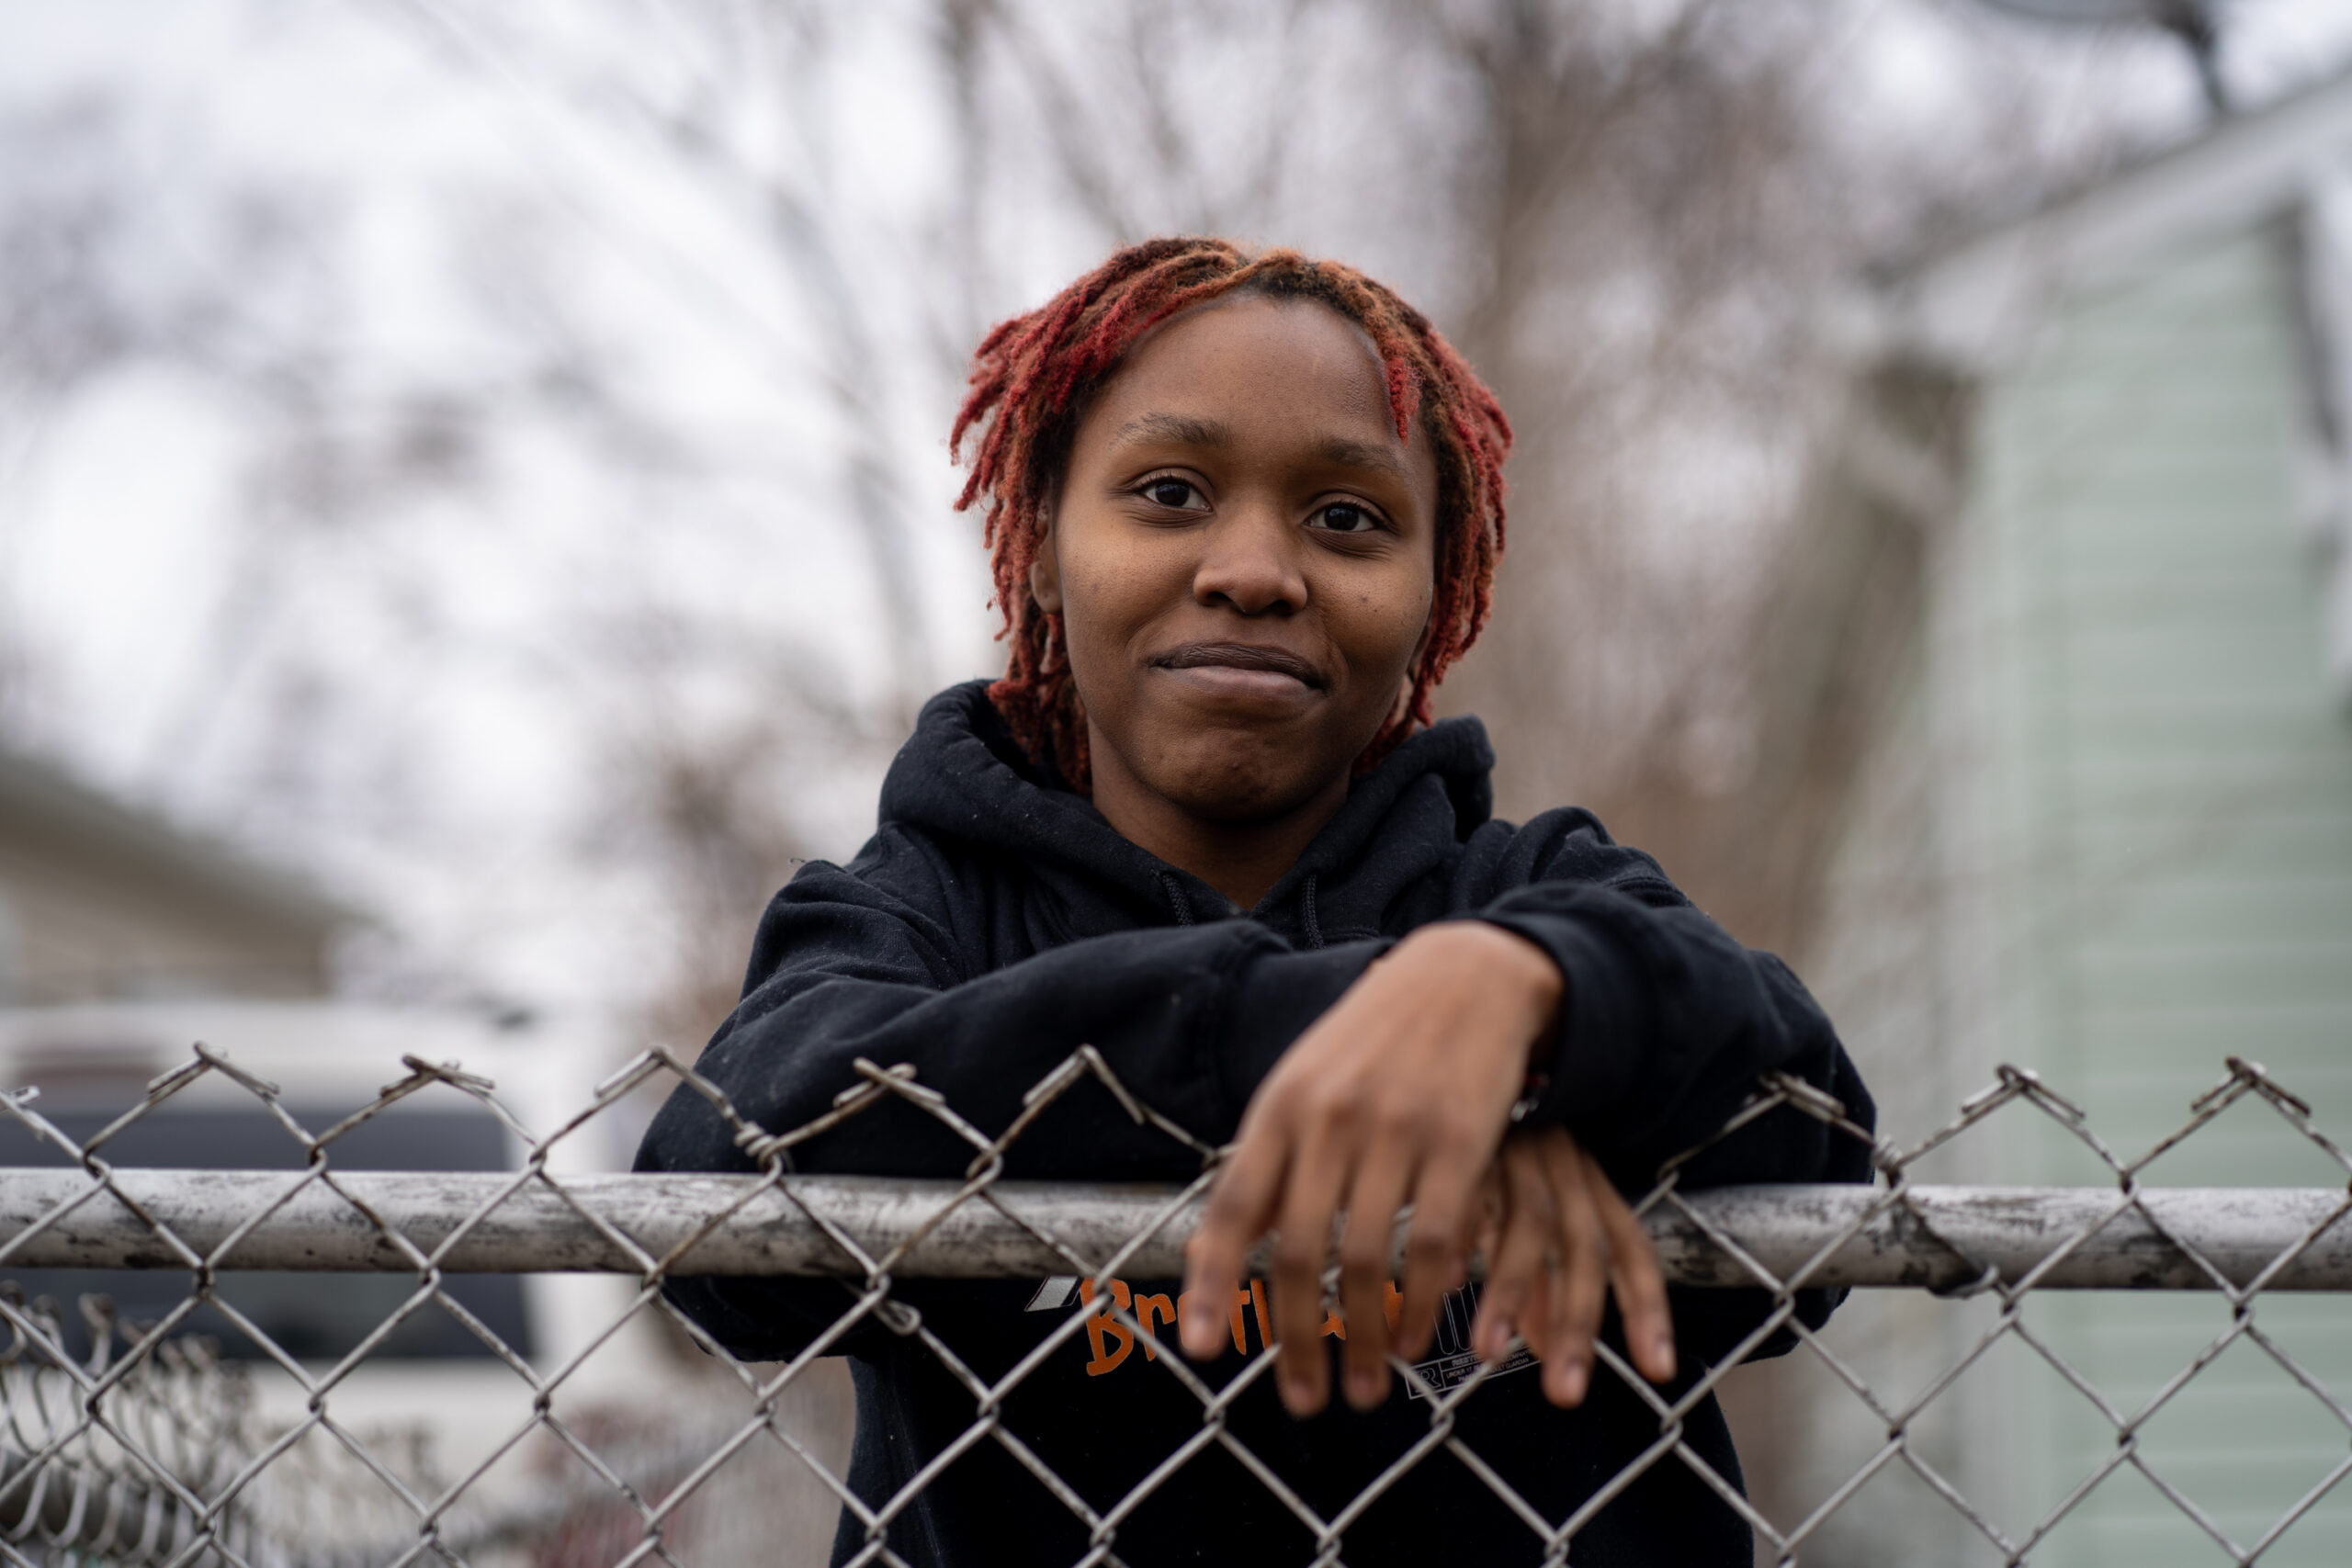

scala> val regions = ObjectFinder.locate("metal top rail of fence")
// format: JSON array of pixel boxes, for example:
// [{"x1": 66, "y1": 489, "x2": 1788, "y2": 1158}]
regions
[{"x1": 0, "y1": 1043, "x2": 2341, "y2": 1567}]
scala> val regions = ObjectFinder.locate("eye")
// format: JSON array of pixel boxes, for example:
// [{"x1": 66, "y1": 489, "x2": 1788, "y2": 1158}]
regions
[
  {"x1": 1312, "y1": 502, "x2": 1380, "y2": 535},
  {"x1": 1141, "y1": 477, "x2": 1206, "y2": 511}
]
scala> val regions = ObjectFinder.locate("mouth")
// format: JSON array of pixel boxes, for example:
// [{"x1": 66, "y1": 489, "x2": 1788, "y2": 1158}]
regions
[{"x1": 1152, "y1": 642, "x2": 1326, "y2": 699}]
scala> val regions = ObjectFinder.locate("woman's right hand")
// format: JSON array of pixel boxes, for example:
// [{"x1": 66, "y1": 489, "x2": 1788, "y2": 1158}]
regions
[
  {"x1": 1177, "y1": 922, "x2": 1561, "y2": 1414},
  {"x1": 1470, "y1": 1124, "x2": 1677, "y2": 1407}
]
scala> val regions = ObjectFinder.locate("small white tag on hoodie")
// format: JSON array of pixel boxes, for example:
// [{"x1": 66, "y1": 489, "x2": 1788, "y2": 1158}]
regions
[{"x1": 1025, "y1": 1275, "x2": 1080, "y2": 1311}]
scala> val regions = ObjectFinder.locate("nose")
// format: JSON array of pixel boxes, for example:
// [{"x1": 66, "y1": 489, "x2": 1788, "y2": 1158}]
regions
[{"x1": 1193, "y1": 502, "x2": 1307, "y2": 616}]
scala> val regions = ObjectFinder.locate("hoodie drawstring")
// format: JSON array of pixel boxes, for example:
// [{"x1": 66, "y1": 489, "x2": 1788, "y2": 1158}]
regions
[
  {"x1": 1159, "y1": 872, "x2": 1195, "y2": 928},
  {"x1": 1302, "y1": 873, "x2": 1324, "y2": 951}
]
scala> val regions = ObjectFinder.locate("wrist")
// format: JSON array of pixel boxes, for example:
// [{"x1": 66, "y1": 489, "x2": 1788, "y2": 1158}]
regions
[
  {"x1": 1476, "y1": 919, "x2": 1565, "y2": 1019},
  {"x1": 1410, "y1": 920, "x2": 1564, "y2": 1056}
]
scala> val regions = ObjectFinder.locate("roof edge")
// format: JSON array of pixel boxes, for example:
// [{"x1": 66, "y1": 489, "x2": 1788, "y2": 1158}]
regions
[
  {"x1": 1870, "y1": 63, "x2": 2352, "y2": 367},
  {"x1": 0, "y1": 747, "x2": 356, "y2": 938}
]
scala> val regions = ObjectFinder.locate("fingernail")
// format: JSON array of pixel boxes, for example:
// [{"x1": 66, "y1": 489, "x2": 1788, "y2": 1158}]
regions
[
  {"x1": 1348, "y1": 1369, "x2": 1381, "y2": 1407},
  {"x1": 1283, "y1": 1372, "x2": 1316, "y2": 1415},
  {"x1": 1554, "y1": 1361, "x2": 1588, "y2": 1405}
]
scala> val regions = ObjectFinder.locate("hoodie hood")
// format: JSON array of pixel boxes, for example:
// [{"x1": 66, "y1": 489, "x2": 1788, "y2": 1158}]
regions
[{"x1": 876, "y1": 681, "x2": 1496, "y2": 946}]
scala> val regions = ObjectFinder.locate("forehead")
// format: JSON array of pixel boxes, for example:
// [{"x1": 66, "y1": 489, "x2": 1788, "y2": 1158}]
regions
[{"x1": 1081, "y1": 294, "x2": 1430, "y2": 469}]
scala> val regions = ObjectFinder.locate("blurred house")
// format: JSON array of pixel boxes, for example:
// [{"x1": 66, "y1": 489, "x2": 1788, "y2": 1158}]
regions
[
  {"x1": 0, "y1": 748, "x2": 849, "y2": 1556},
  {"x1": 1779, "y1": 65, "x2": 2352, "y2": 1567},
  {"x1": 0, "y1": 744, "x2": 347, "y2": 1005},
  {"x1": 0, "y1": 745, "x2": 548, "y2": 1359}
]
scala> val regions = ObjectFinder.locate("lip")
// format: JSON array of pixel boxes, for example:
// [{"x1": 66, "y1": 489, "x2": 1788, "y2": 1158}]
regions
[{"x1": 1151, "y1": 641, "x2": 1326, "y2": 699}]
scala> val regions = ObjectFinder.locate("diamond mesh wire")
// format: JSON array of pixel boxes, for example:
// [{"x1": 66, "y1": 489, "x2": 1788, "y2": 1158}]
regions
[{"x1": 0, "y1": 1045, "x2": 2341, "y2": 1566}]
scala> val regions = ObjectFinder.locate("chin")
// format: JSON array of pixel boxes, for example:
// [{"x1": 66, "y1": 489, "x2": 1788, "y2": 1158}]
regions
[{"x1": 1148, "y1": 733, "x2": 1344, "y2": 824}]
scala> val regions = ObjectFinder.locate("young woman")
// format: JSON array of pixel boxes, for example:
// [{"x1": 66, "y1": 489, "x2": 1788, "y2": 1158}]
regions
[{"x1": 638, "y1": 239, "x2": 1873, "y2": 1566}]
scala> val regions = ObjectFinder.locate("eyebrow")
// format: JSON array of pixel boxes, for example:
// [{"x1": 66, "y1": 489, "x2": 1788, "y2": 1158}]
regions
[
  {"x1": 1109, "y1": 412, "x2": 1233, "y2": 449},
  {"x1": 1109, "y1": 413, "x2": 1413, "y2": 481},
  {"x1": 1313, "y1": 436, "x2": 1411, "y2": 481}
]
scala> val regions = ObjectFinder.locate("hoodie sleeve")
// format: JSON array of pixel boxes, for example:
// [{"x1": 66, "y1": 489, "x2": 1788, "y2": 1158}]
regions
[
  {"x1": 639, "y1": 835, "x2": 1394, "y2": 1182},
  {"x1": 639, "y1": 816, "x2": 1871, "y2": 1366},
  {"x1": 1454, "y1": 808, "x2": 1876, "y2": 1364},
  {"x1": 635, "y1": 830, "x2": 1396, "y2": 1360}
]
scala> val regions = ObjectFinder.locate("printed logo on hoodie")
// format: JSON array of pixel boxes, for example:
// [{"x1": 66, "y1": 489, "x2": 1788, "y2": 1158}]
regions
[{"x1": 1026, "y1": 1276, "x2": 1535, "y2": 1399}]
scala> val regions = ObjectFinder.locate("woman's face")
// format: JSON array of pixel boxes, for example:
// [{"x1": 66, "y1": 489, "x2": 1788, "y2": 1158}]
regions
[{"x1": 1034, "y1": 293, "x2": 1441, "y2": 826}]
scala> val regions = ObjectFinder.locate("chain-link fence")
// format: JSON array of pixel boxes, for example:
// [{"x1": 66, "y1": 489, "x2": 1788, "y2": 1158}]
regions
[{"x1": 0, "y1": 1043, "x2": 2343, "y2": 1566}]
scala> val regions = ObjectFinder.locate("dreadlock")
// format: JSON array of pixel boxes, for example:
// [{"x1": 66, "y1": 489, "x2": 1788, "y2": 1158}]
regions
[{"x1": 951, "y1": 238, "x2": 1511, "y2": 789}]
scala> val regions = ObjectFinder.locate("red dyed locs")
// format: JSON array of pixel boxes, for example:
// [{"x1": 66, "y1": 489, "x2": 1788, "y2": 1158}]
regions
[{"x1": 951, "y1": 238, "x2": 1512, "y2": 788}]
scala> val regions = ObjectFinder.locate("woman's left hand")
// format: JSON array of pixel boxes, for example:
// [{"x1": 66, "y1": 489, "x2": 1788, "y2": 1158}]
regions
[
  {"x1": 1177, "y1": 920, "x2": 1564, "y2": 1415},
  {"x1": 1471, "y1": 1124, "x2": 1676, "y2": 1407}
]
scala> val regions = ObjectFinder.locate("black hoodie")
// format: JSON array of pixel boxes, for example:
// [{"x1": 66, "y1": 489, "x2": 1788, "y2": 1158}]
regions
[{"x1": 638, "y1": 682, "x2": 1873, "y2": 1567}]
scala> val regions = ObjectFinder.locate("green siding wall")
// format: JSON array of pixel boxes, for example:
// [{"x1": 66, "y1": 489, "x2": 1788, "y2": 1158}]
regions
[
  {"x1": 1834, "y1": 225, "x2": 2352, "y2": 1565},
  {"x1": 1978, "y1": 228, "x2": 2352, "y2": 1568}
]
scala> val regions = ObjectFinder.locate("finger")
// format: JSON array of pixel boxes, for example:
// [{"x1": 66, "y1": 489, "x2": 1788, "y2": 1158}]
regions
[
  {"x1": 1585, "y1": 1148, "x2": 1677, "y2": 1383},
  {"x1": 1396, "y1": 1145, "x2": 1482, "y2": 1362},
  {"x1": 1471, "y1": 1161, "x2": 1506, "y2": 1275},
  {"x1": 1181, "y1": 1129, "x2": 1288, "y2": 1359},
  {"x1": 1462, "y1": 1165, "x2": 1505, "y2": 1354},
  {"x1": 1335, "y1": 1151, "x2": 1415, "y2": 1411},
  {"x1": 1521, "y1": 1269, "x2": 1553, "y2": 1367},
  {"x1": 1541, "y1": 1134, "x2": 1610, "y2": 1408},
  {"x1": 1269, "y1": 1124, "x2": 1354, "y2": 1416},
  {"x1": 1470, "y1": 1144, "x2": 1555, "y2": 1364}
]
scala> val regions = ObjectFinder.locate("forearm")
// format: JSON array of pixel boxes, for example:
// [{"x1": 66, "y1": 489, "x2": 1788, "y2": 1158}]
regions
[
  {"x1": 1474, "y1": 886, "x2": 1872, "y2": 1190},
  {"x1": 636, "y1": 922, "x2": 1393, "y2": 1184}
]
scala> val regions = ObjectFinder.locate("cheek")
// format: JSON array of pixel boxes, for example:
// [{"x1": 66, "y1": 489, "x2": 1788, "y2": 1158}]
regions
[
  {"x1": 1048, "y1": 547, "x2": 1175, "y2": 717},
  {"x1": 1054, "y1": 557, "x2": 1136, "y2": 646},
  {"x1": 1333, "y1": 575, "x2": 1434, "y2": 686},
  {"x1": 1055, "y1": 535, "x2": 1183, "y2": 642}
]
